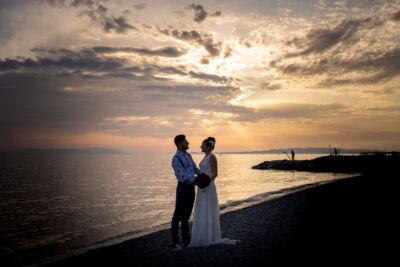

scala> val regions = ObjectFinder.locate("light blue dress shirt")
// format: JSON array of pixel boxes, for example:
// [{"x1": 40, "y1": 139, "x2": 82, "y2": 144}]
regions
[{"x1": 172, "y1": 151, "x2": 200, "y2": 184}]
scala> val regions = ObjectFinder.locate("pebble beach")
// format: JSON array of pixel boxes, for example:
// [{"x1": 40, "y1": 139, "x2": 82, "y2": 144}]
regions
[{"x1": 36, "y1": 174, "x2": 390, "y2": 267}]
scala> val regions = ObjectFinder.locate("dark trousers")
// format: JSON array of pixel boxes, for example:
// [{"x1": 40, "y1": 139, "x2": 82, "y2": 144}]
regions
[{"x1": 171, "y1": 182, "x2": 195, "y2": 244}]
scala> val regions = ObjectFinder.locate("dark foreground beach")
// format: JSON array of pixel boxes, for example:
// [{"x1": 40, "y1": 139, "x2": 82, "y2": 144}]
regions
[{"x1": 35, "y1": 173, "x2": 390, "y2": 267}]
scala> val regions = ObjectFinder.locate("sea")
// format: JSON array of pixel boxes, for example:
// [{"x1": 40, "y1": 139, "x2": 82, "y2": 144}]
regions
[{"x1": 0, "y1": 152, "x2": 356, "y2": 266}]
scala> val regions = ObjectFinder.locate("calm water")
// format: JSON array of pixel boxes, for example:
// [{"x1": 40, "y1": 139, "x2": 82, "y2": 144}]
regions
[{"x1": 0, "y1": 153, "x2": 355, "y2": 265}]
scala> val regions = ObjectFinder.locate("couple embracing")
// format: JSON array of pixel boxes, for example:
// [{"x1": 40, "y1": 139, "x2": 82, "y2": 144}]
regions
[{"x1": 170, "y1": 134, "x2": 238, "y2": 249}]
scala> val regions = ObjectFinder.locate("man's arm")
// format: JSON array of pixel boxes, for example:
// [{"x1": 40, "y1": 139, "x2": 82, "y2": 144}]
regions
[{"x1": 188, "y1": 154, "x2": 201, "y2": 175}]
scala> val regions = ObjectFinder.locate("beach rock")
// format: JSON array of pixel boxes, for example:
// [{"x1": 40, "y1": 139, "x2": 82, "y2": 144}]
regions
[
  {"x1": 252, "y1": 159, "x2": 312, "y2": 171},
  {"x1": 252, "y1": 155, "x2": 399, "y2": 174}
]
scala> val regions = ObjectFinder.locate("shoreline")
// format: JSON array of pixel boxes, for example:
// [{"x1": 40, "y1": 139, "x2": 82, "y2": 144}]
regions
[
  {"x1": 4, "y1": 176, "x2": 354, "y2": 267},
  {"x1": 31, "y1": 174, "x2": 386, "y2": 267}
]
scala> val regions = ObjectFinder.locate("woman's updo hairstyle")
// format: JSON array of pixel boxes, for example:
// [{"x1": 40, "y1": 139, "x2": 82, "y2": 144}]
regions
[{"x1": 203, "y1": 137, "x2": 216, "y2": 151}]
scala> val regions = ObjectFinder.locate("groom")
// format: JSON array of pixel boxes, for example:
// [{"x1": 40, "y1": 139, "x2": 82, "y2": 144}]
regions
[{"x1": 171, "y1": 134, "x2": 200, "y2": 249}]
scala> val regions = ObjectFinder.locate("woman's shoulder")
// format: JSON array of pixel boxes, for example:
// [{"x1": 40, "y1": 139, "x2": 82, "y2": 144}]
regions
[{"x1": 209, "y1": 153, "x2": 217, "y2": 160}]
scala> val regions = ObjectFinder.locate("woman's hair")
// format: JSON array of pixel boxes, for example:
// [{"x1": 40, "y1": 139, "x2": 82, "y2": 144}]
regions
[{"x1": 203, "y1": 137, "x2": 216, "y2": 151}]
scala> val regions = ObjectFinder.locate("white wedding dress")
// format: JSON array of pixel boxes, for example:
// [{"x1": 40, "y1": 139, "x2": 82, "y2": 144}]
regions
[{"x1": 188, "y1": 153, "x2": 237, "y2": 247}]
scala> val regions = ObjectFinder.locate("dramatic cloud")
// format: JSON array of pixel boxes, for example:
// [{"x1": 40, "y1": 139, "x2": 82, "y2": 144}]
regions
[
  {"x1": 0, "y1": 67, "x2": 242, "y2": 142},
  {"x1": 158, "y1": 27, "x2": 222, "y2": 56},
  {"x1": 1, "y1": 51, "x2": 125, "y2": 73},
  {"x1": 391, "y1": 10, "x2": 400, "y2": 20},
  {"x1": 187, "y1": 3, "x2": 221, "y2": 23},
  {"x1": 285, "y1": 17, "x2": 384, "y2": 57},
  {"x1": 43, "y1": 0, "x2": 100, "y2": 8},
  {"x1": 188, "y1": 71, "x2": 229, "y2": 83},
  {"x1": 42, "y1": 0, "x2": 67, "y2": 7},
  {"x1": 91, "y1": 46, "x2": 186, "y2": 57},
  {"x1": 133, "y1": 3, "x2": 147, "y2": 10},
  {"x1": 79, "y1": 4, "x2": 136, "y2": 33},
  {"x1": 31, "y1": 46, "x2": 186, "y2": 58},
  {"x1": 71, "y1": 0, "x2": 97, "y2": 8},
  {"x1": 43, "y1": 0, "x2": 137, "y2": 33},
  {"x1": 1, "y1": 0, "x2": 400, "y2": 151},
  {"x1": 101, "y1": 16, "x2": 136, "y2": 33},
  {"x1": 1, "y1": 45, "x2": 235, "y2": 87},
  {"x1": 260, "y1": 82, "x2": 282, "y2": 91},
  {"x1": 271, "y1": 47, "x2": 400, "y2": 86}
]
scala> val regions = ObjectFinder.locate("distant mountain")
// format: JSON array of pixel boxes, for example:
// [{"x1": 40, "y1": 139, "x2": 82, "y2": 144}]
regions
[
  {"x1": 0, "y1": 147, "x2": 129, "y2": 154},
  {"x1": 219, "y1": 147, "x2": 382, "y2": 154}
]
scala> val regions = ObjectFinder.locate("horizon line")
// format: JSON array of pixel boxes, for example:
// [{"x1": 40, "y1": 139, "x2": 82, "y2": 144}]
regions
[{"x1": 0, "y1": 146, "x2": 392, "y2": 154}]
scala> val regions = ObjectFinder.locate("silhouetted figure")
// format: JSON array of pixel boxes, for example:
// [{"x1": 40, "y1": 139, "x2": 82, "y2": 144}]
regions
[
  {"x1": 291, "y1": 150, "x2": 295, "y2": 161},
  {"x1": 334, "y1": 148, "x2": 338, "y2": 156}
]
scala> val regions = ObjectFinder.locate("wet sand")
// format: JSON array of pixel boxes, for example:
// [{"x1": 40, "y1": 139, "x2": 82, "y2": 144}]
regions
[{"x1": 40, "y1": 174, "x2": 388, "y2": 267}]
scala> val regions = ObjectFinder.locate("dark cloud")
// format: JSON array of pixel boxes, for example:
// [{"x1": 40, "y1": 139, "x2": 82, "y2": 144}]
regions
[
  {"x1": 272, "y1": 48, "x2": 400, "y2": 86},
  {"x1": 2, "y1": 47, "x2": 232, "y2": 86},
  {"x1": 188, "y1": 71, "x2": 229, "y2": 83},
  {"x1": 320, "y1": 48, "x2": 400, "y2": 86},
  {"x1": 71, "y1": 0, "x2": 96, "y2": 8},
  {"x1": 363, "y1": 87, "x2": 397, "y2": 95},
  {"x1": 146, "y1": 65, "x2": 187, "y2": 76},
  {"x1": 0, "y1": 71, "x2": 111, "y2": 136},
  {"x1": 1, "y1": 49, "x2": 178, "y2": 83},
  {"x1": 200, "y1": 58, "x2": 209, "y2": 64},
  {"x1": 32, "y1": 45, "x2": 186, "y2": 61},
  {"x1": 260, "y1": 82, "x2": 282, "y2": 91},
  {"x1": 102, "y1": 15, "x2": 136, "y2": 33},
  {"x1": 0, "y1": 65, "x2": 244, "y2": 143},
  {"x1": 0, "y1": 48, "x2": 238, "y2": 139},
  {"x1": 0, "y1": 47, "x2": 353, "y2": 146},
  {"x1": 364, "y1": 104, "x2": 400, "y2": 112},
  {"x1": 133, "y1": 3, "x2": 147, "y2": 10},
  {"x1": 223, "y1": 46, "x2": 233, "y2": 58},
  {"x1": 80, "y1": 4, "x2": 136, "y2": 33},
  {"x1": 41, "y1": 0, "x2": 67, "y2": 7},
  {"x1": 43, "y1": 0, "x2": 136, "y2": 34},
  {"x1": 211, "y1": 11, "x2": 221, "y2": 17},
  {"x1": 1, "y1": 51, "x2": 125, "y2": 73},
  {"x1": 42, "y1": 0, "x2": 100, "y2": 8},
  {"x1": 0, "y1": 69, "x2": 194, "y2": 142},
  {"x1": 285, "y1": 17, "x2": 384, "y2": 57},
  {"x1": 202, "y1": 39, "x2": 222, "y2": 56},
  {"x1": 158, "y1": 27, "x2": 222, "y2": 57},
  {"x1": 270, "y1": 58, "x2": 328, "y2": 76},
  {"x1": 91, "y1": 46, "x2": 186, "y2": 57},
  {"x1": 142, "y1": 24, "x2": 153, "y2": 29},
  {"x1": 187, "y1": 4, "x2": 221, "y2": 23},
  {"x1": 391, "y1": 11, "x2": 400, "y2": 21},
  {"x1": 188, "y1": 4, "x2": 208, "y2": 23}
]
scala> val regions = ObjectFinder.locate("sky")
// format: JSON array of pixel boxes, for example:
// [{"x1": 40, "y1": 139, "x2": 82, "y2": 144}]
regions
[{"x1": 1, "y1": 0, "x2": 399, "y2": 153}]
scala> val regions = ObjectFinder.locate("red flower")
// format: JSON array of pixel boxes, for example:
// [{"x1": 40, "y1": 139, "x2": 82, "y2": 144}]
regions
[{"x1": 195, "y1": 173, "x2": 211, "y2": 189}]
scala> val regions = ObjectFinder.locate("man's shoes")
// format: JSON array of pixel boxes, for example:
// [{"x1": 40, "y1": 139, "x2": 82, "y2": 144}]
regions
[
  {"x1": 170, "y1": 243, "x2": 183, "y2": 250},
  {"x1": 182, "y1": 239, "x2": 190, "y2": 248}
]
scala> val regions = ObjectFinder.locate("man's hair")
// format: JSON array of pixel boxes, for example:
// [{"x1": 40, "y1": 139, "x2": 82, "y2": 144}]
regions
[{"x1": 174, "y1": 134, "x2": 186, "y2": 147}]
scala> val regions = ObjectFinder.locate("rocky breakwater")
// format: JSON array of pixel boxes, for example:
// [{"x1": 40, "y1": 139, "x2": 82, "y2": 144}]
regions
[{"x1": 252, "y1": 155, "x2": 399, "y2": 174}]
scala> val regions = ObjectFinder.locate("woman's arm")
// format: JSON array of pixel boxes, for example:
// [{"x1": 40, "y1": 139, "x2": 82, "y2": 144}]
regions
[{"x1": 210, "y1": 154, "x2": 218, "y2": 180}]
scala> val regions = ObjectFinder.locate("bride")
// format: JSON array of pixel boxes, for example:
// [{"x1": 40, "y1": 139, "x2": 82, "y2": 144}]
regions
[{"x1": 188, "y1": 137, "x2": 238, "y2": 247}]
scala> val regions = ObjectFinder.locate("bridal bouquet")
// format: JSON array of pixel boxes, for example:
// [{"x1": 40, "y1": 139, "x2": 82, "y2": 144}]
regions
[{"x1": 195, "y1": 173, "x2": 211, "y2": 189}]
